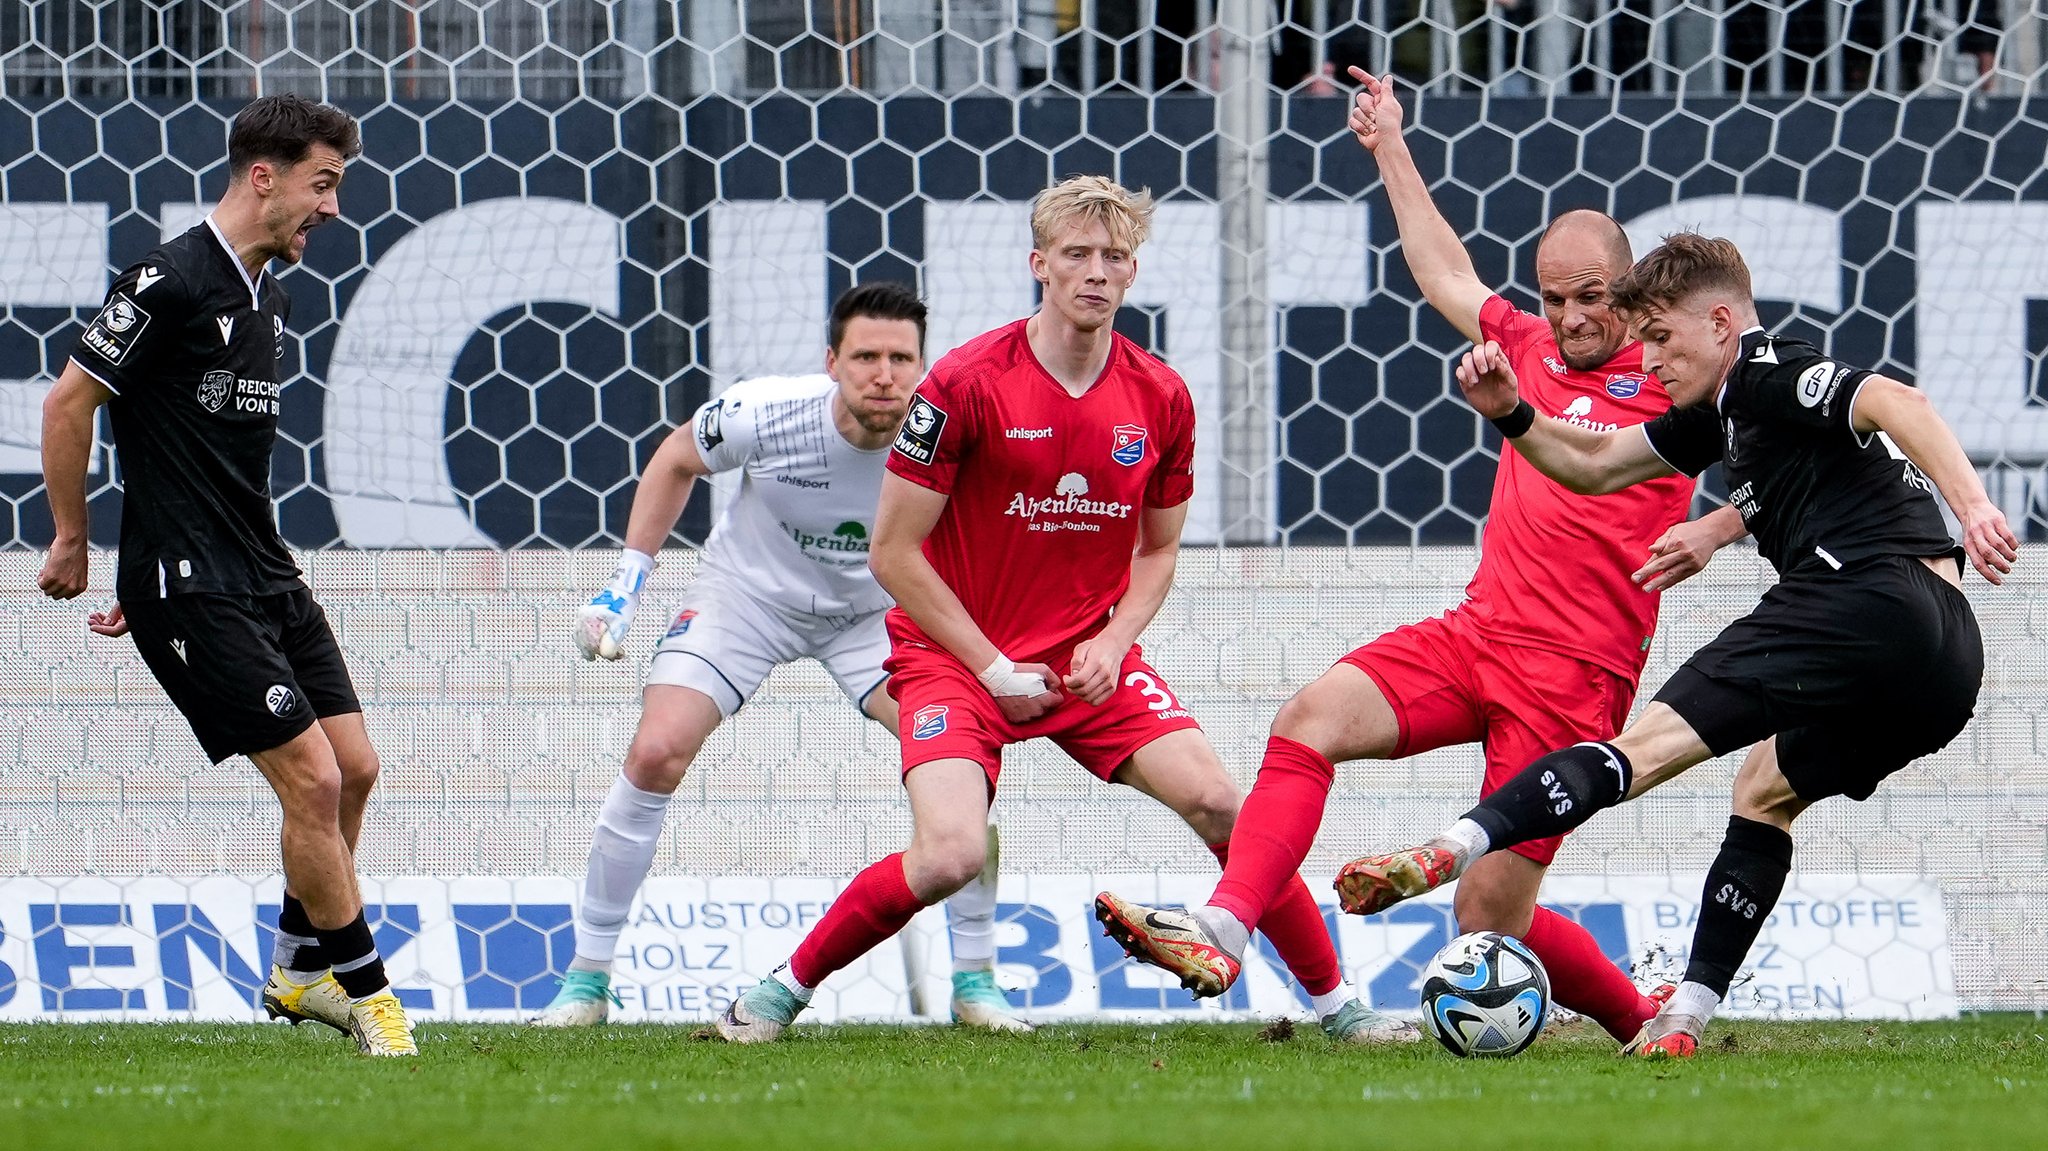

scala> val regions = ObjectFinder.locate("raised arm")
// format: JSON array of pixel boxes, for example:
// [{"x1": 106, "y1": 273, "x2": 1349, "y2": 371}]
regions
[
  {"x1": 1851, "y1": 376, "x2": 2018, "y2": 583},
  {"x1": 1456, "y1": 341, "x2": 1677, "y2": 495},
  {"x1": 870, "y1": 472, "x2": 1062, "y2": 722},
  {"x1": 38, "y1": 361, "x2": 113, "y2": 600},
  {"x1": 1347, "y1": 67, "x2": 1493, "y2": 343}
]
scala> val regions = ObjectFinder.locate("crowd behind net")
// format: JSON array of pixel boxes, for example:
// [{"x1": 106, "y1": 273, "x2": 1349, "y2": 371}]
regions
[{"x1": 1, "y1": 1, "x2": 2045, "y2": 1013}]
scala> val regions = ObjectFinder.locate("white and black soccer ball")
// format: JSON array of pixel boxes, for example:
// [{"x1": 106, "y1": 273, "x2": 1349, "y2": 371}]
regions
[{"x1": 1417, "y1": 931, "x2": 1551, "y2": 1058}]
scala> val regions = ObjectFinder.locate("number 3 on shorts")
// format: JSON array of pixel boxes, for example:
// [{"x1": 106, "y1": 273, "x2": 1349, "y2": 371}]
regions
[{"x1": 1123, "y1": 670, "x2": 1179, "y2": 712}]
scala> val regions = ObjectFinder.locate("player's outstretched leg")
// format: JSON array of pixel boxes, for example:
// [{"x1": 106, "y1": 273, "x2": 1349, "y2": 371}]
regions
[
  {"x1": 1095, "y1": 730, "x2": 1342, "y2": 997},
  {"x1": 1630, "y1": 746, "x2": 1803, "y2": 1059},
  {"x1": 252, "y1": 727, "x2": 415, "y2": 1056},
  {"x1": 536, "y1": 687, "x2": 719, "y2": 1027},
  {"x1": 946, "y1": 823, "x2": 1031, "y2": 1033},
  {"x1": 1336, "y1": 740, "x2": 1637, "y2": 915},
  {"x1": 718, "y1": 759, "x2": 991, "y2": 1044},
  {"x1": 1108, "y1": 730, "x2": 1417, "y2": 1044}
]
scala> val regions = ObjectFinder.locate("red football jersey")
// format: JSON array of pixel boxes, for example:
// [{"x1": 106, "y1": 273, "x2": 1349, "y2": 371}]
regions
[
  {"x1": 885, "y1": 319, "x2": 1196, "y2": 670},
  {"x1": 1460, "y1": 296, "x2": 1698, "y2": 683}
]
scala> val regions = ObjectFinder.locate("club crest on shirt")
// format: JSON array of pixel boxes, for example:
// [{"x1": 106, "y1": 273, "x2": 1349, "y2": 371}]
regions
[
  {"x1": 197, "y1": 370, "x2": 233, "y2": 413},
  {"x1": 1604, "y1": 371, "x2": 1647, "y2": 399},
  {"x1": 912, "y1": 704, "x2": 949, "y2": 740},
  {"x1": 665, "y1": 609, "x2": 698, "y2": 638},
  {"x1": 1111, "y1": 424, "x2": 1147, "y2": 466}
]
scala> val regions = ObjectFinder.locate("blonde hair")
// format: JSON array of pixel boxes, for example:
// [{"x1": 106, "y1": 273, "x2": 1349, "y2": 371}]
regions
[{"x1": 1030, "y1": 175, "x2": 1156, "y2": 253}]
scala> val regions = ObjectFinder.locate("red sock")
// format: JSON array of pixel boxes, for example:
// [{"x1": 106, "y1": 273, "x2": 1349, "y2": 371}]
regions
[
  {"x1": 1210, "y1": 843, "x2": 1341, "y2": 997},
  {"x1": 788, "y1": 852, "x2": 927, "y2": 989},
  {"x1": 1208, "y1": 736, "x2": 1336, "y2": 931},
  {"x1": 1521, "y1": 905, "x2": 1655, "y2": 1041}
]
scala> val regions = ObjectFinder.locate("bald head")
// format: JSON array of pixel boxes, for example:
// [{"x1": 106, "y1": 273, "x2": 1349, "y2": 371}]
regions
[
  {"x1": 1538, "y1": 209, "x2": 1633, "y2": 271},
  {"x1": 1532, "y1": 210, "x2": 1636, "y2": 371}
]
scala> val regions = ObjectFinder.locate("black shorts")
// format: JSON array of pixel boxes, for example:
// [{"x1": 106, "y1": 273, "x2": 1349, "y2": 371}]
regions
[
  {"x1": 124, "y1": 588, "x2": 363, "y2": 763},
  {"x1": 1652, "y1": 554, "x2": 1982, "y2": 802}
]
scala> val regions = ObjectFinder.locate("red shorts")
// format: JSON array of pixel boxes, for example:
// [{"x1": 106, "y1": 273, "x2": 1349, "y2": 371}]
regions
[
  {"x1": 1340, "y1": 609, "x2": 1635, "y2": 866},
  {"x1": 884, "y1": 641, "x2": 1203, "y2": 788}
]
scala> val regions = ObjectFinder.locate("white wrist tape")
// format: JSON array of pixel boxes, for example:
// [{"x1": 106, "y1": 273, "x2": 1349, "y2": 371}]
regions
[{"x1": 977, "y1": 654, "x2": 1048, "y2": 698}]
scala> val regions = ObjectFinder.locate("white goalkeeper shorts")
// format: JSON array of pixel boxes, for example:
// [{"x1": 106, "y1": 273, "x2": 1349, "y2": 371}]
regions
[{"x1": 645, "y1": 578, "x2": 890, "y2": 716}]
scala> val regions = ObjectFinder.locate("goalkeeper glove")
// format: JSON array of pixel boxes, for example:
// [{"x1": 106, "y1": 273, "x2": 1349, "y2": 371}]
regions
[{"x1": 575, "y1": 549, "x2": 655, "y2": 660}]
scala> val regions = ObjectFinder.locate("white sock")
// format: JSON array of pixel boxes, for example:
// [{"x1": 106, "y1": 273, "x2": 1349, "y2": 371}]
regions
[
  {"x1": 770, "y1": 962, "x2": 815, "y2": 1003},
  {"x1": 1192, "y1": 905, "x2": 1251, "y2": 959},
  {"x1": 1438, "y1": 817, "x2": 1492, "y2": 872},
  {"x1": 1669, "y1": 980, "x2": 1722, "y2": 1023},
  {"x1": 945, "y1": 823, "x2": 1001, "y2": 973},
  {"x1": 1310, "y1": 983, "x2": 1356, "y2": 1019},
  {"x1": 572, "y1": 774, "x2": 672, "y2": 969}
]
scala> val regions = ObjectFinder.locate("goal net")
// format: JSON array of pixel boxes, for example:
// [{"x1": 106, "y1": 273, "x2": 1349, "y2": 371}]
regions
[{"x1": 0, "y1": 0, "x2": 2042, "y2": 1022}]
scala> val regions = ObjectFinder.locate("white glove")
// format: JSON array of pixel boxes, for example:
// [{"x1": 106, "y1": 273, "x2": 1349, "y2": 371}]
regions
[
  {"x1": 977, "y1": 654, "x2": 1048, "y2": 698},
  {"x1": 575, "y1": 549, "x2": 655, "y2": 660}
]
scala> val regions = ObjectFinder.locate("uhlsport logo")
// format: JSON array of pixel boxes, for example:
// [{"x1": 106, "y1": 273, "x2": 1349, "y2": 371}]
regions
[
  {"x1": 912, "y1": 704, "x2": 949, "y2": 740},
  {"x1": 1605, "y1": 371, "x2": 1647, "y2": 399},
  {"x1": 264, "y1": 684, "x2": 298, "y2": 718},
  {"x1": 1111, "y1": 424, "x2": 1147, "y2": 466},
  {"x1": 665, "y1": 609, "x2": 698, "y2": 638}
]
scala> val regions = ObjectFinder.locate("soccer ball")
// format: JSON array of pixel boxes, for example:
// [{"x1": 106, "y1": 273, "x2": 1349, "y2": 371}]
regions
[{"x1": 1417, "y1": 931, "x2": 1551, "y2": 1058}]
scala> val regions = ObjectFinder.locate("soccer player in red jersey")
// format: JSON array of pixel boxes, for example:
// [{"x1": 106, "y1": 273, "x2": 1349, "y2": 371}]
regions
[
  {"x1": 1096, "y1": 72, "x2": 1746, "y2": 1044},
  {"x1": 717, "y1": 176, "x2": 1414, "y2": 1044}
]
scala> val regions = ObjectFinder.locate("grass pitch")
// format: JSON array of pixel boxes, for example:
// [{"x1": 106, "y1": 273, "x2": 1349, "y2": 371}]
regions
[{"x1": 2, "y1": 1016, "x2": 2043, "y2": 1150}]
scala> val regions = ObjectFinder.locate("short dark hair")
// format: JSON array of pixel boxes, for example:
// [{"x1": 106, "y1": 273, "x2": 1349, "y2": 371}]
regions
[
  {"x1": 228, "y1": 94, "x2": 362, "y2": 178},
  {"x1": 1609, "y1": 232, "x2": 1754, "y2": 317},
  {"x1": 829, "y1": 281, "x2": 927, "y2": 352}
]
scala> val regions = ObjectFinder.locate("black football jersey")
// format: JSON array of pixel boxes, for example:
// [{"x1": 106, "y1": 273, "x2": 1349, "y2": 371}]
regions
[
  {"x1": 1643, "y1": 329, "x2": 1958, "y2": 577},
  {"x1": 70, "y1": 219, "x2": 302, "y2": 601}
]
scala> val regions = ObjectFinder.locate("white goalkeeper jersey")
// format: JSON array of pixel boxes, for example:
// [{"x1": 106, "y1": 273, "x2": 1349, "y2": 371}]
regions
[{"x1": 691, "y1": 374, "x2": 892, "y2": 617}]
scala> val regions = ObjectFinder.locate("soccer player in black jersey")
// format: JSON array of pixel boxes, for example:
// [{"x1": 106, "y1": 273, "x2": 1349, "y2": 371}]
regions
[
  {"x1": 1332, "y1": 232, "x2": 2018, "y2": 1058},
  {"x1": 37, "y1": 95, "x2": 415, "y2": 1055}
]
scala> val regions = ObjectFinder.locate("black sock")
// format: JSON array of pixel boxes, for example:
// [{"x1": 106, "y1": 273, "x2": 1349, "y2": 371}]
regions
[
  {"x1": 1460, "y1": 742, "x2": 1632, "y2": 851},
  {"x1": 316, "y1": 911, "x2": 389, "y2": 999},
  {"x1": 1681, "y1": 815, "x2": 1795, "y2": 996},
  {"x1": 276, "y1": 894, "x2": 327, "y2": 972}
]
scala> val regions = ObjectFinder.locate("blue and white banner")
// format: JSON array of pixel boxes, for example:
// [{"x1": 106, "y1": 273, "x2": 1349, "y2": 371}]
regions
[{"x1": 0, "y1": 873, "x2": 1954, "y2": 1023}]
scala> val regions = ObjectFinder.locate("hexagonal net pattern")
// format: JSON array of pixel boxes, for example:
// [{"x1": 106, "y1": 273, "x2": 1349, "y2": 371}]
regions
[{"x1": 0, "y1": 2, "x2": 2044, "y2": 1018}]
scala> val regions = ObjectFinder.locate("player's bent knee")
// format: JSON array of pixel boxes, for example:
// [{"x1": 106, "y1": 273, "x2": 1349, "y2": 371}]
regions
[
  {"x1": 1270, "y1": 667, "x2": 1395, "y2": 761},
  {"x1": 906, "y1": 834, "x2": 987, "y2": 898},
  {"x1": 280, "y1": 765, "x2": 344, "y2": 824},
  {"x1": 622, "y1": 735, "x2": 697, "y2": 793},
  {"x1": 338, "y1": 746, "x2": 380, "y2": 795},
  {"x1": 1179, "y1": 788, "x2": 1240, "y2": 844},
  {"x1": 1453, "y1": 881, "x2": 1534, "y2": 937}
]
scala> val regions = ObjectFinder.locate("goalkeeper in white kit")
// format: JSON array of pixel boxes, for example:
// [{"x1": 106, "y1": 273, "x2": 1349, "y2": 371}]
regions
[{"x1": 534, "y1": 282, "x2": 1027, "y2": 1031}]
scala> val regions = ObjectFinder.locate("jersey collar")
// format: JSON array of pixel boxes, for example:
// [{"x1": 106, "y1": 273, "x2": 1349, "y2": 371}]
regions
[
  {"x1": 1717, "y1": 326, "x2": 1771, "y2": 410},
  {"x1": 203, "y1": 214, "x2": 264, "y2": 309}
]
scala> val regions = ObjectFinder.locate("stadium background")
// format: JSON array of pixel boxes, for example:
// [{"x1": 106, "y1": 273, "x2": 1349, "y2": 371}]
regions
[{"x1": 0, "y1": 1, "x2": 2042, "y2": 1018}]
